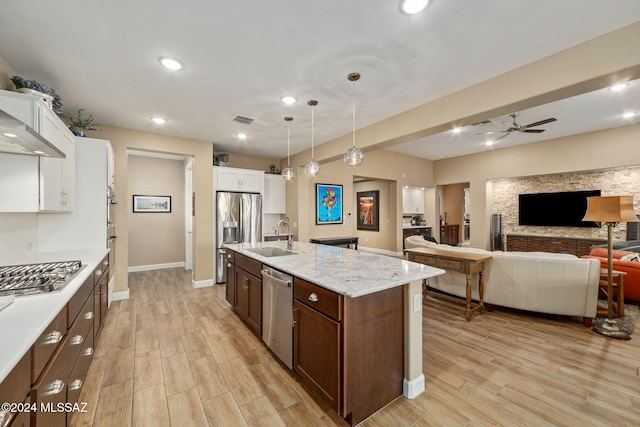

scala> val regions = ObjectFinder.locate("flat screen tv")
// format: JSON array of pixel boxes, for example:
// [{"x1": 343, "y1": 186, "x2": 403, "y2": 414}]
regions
[{"x1": 518, "y1": 190, "x2": 601, "y2": 228}]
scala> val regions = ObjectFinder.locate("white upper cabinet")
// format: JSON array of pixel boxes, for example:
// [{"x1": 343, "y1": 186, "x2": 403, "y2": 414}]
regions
[
  {"x1": 215, "y1": 166, "x2": 263, "y2": 193},
  {"x1": 0, "y1": 90, "x2": 75, "y2": 212},
  {"x1": 263, "y1": 174, "x2": 285, "y2": 214},
  {"x1": 403, "y1": 187, "x2": 424, "y2": 214}
]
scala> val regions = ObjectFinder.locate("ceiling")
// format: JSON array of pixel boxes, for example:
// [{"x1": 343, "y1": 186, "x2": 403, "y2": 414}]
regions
[{"x1": 0, "y1": 1, "x2": 639, "y2": 161}]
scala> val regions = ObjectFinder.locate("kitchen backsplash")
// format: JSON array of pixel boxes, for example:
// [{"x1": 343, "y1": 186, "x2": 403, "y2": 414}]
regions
[{"x1": 0, "y1": 213, "x2": 37, "y2": 264}]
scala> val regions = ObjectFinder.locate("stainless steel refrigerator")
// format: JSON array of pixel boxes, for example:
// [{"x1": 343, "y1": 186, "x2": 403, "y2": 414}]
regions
[{"x1": 216, "y1": 192, "x2": 262, "y2": 283}]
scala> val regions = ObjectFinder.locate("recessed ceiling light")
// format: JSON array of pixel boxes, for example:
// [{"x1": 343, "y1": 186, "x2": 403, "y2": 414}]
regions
[
  {"x1": 609, "y1": 83, "x2": 627, "y2": 92},
  {"x1": 151, "y1": 117, "x2": 166, "y2": 124},
  {"x1": 33, "y1": 150, "x2": 45, "y2": 155},
  {"x1": 400, "y1": 0, "x2": 430, "y2": 14},
  {"x1": 159, "y1": 57, "x2": 183, "y2": 71},
  {"x1": 622, "y1": 112, "x2": 637, "y2": 119},
  {"x1": 452, "y1": 127, "x2": 462, "y2": 134},
  {"x1": 486, "y1": 140, "x2": 494, "y2": 146},
  {"x1": 281, "y1": 96, "x2": 296, "y2": 105},
  {"x1": 3, "y1": 133, "x2": 17, "y2": 138},
  {"x1": 237, "y1": 133, "x2": 247, "y2": 140}
]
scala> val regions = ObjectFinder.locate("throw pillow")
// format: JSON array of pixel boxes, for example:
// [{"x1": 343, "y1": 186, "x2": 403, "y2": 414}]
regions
[
  {"x1": 423, "y1": 234, "x2": 438, "y2": 244},
  {"x1": 620, "y1": 253, "x2": 640, "y2": 262}
]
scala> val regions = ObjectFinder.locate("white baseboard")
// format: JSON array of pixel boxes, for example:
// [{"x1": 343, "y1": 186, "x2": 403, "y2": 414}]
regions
[
  {"x1": 111, "y1": 289, "x2": 130, "y2": 301},
  {"x1": 193, "y1": 278, "x2": 214, "y2": 288},
  {"x1": 403, "y1": 373, "x2": 425, "y2": 399},
  {"x1": 108, "y1": 276, "x2": 115, "y2": 308},
  {"x1": 128, "y1": 261, "x2": 186, "y2": 273},
  {"x1": 358, "y1": 246, "x2": 404, "y2": 258}
]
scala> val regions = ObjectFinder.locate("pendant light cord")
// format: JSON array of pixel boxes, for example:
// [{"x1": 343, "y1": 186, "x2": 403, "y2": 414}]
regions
[
  {"x1": 311, "y1": 104, "x2": 315, "y2": 159},
  {"x1": 287, "y1": 123, "x2": 291, "y2": 166},
  {"x1": 352, "y1": 79, "x2": 356, "y2": 149}
]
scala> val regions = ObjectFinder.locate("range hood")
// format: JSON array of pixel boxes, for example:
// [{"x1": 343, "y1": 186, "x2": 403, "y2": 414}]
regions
[{"x1": 0, "y1": 109, "x2": 65, "y2": 158}]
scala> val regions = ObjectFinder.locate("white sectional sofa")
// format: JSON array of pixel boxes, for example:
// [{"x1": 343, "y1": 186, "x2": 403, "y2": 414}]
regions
[{"x1": 405, "y1": 235, "x2": 601, "y2": 323}]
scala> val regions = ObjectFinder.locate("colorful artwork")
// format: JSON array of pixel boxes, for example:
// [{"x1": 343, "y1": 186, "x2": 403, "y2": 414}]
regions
[
  {"x1": 357, "y1": 190, "x2": 379, "y2": 231},
  {"x1": 316, "y1": 184, "x2": 343, "y2": 225}
]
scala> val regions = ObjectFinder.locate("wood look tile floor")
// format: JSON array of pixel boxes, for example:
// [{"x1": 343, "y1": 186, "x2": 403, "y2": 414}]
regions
[{"x1": 70, "y1": 268, "x2": 640, "y2": 426}]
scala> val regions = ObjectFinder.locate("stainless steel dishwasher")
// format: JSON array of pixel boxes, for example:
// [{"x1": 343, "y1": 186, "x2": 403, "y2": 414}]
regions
[{"x1": 261, "y1": 266, "x2": 293, "y2": 369}]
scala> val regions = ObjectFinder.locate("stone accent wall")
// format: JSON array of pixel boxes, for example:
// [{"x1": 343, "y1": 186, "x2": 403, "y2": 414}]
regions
[{"x1": 492, "y1": 167, "x2": 640, "y2": 243}]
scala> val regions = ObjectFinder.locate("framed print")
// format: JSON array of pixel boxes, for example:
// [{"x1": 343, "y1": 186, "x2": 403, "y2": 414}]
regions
[
  {"x1": 357, "y1": 190, "x2": 379, "y2": 231},
  {"x1": 133, "y1": 195, "x2": 172, "y2": 213},
  {"x1": 316, "y1": 184, "x2": 343, "y2": 225}
]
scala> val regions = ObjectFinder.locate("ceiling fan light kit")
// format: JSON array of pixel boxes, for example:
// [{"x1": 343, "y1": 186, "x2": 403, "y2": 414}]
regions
[{"x1": 344, "y1": 72, "x2": 364, "y2": 167}]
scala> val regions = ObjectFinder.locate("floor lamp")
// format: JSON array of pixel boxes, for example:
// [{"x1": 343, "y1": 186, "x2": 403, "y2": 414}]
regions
[{"x1": 583, "y1": 196, "x2": 638, "y2": 339}]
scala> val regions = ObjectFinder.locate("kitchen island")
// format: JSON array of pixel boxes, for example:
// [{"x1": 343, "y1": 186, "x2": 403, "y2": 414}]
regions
[{"x1": 224, "y1": 241, "x2": 444, "y2": 425}]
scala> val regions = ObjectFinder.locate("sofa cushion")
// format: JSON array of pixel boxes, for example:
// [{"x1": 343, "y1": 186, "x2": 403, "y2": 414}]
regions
[
  {"x1": 621, "y1": 252, "x2": 640, "y2": 262},
  {"x1": 423, "y1": 234, "x2": 438, "y2": 244},
  {"x1": 622, "y1": 245, "x2": 640, "y2": 253},
  {"x1": 589, "y1": 247, "x2": 635, "y2": 259}
]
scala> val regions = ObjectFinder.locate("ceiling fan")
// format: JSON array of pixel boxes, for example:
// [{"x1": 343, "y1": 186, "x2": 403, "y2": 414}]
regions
[{"x1": 477, "y1": 113, "x2": 557, "y2": 140}]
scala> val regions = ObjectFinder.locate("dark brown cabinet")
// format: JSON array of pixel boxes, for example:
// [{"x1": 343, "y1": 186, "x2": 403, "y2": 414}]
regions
[
  {"x1": 0, "y1": 352, "x2": 31, "y2": 427},
  {"x1": 402, "y1": 227, "x2": 432, "y2": 249},
  {"x1": 225, "y1": 252, "x2": 235, "y2": 306},
  {"x1": 440, "y1": 224, "x2": 460, "y2": 246},
  {"x1": 228, "y1": 251, "x2": 262, "y2": 335},
  {"x1": 506, "y1": 235, "x2": 606, "y2": 257},
  {"x1": 292, "y1": 277, "x2": 403, "y2": 426}
]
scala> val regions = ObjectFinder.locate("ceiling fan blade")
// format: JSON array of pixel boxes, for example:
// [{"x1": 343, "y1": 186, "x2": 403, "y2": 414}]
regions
[
  {"x1": 476, "y1": 130, "x2": 507, "y2": 135},
  {"x1": 522, "y1": 129, "x2": 545, "y2": 133},
  {"x1": 495, "y1": 132, "x2": 510, "y2": 140},
  {"x1": 521, "y1": 117, "x2": 557, "y2": 128}
]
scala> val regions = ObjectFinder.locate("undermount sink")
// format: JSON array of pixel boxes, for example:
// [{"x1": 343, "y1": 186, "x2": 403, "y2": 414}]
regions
[{"x1": 246, "y1": 247, "x2": 298, "y2": 257}]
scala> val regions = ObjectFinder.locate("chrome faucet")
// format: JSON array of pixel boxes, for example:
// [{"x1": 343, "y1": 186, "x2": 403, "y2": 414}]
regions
[{"x1": 276, "y1": 217, "x2": 293, "y2": 250}]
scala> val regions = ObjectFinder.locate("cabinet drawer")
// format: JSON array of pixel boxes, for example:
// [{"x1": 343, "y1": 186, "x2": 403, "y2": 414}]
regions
[
  {"x1": 33, "y1": 308, "x2": 67, "y2": 384},
  {"x1": 32, "y1": 334, "x2": 69, "y2": 427},
  {"x1": 67, "y1": 325, "x2": 94, "y2": 407},
  {"x1": 66, "y1": 294, "x2": 95, "y2": 369},
  {"x1": 0, "y1": 352, "x2": 30, "y2": 426},
  {"x1": 68, "y1": 276, "x2": 93, "y2": 327},
  {"x1": 294, "y1": 278, "x2": 342, "y2": 321},
  {"x1": 226, "y1": 249, "x2": 235, "y2": 265},
  {"x1": 93, "y1": 256, "x2": 109, "y2": 286},
  {"x1": 437, "y1": 257, "x2": 465, "y2": 273},
  {"x1": 235, "y1": 253, "x2": 262, "y2": 278}
]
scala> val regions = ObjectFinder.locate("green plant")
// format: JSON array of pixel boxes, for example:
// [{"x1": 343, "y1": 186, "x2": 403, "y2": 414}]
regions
[{"x1": 70, "y1": 109, "x2": 101, "y2": 131}]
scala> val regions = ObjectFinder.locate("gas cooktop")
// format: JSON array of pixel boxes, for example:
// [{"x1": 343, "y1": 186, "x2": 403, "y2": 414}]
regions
[{"x1": 0, "y1": 260, "x2": 83, "y2": 297}]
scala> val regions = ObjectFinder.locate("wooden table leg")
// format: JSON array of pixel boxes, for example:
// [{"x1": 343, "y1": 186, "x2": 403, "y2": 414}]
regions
[
  {"x1": 465, "y1": 274, "x2": 472, "y2": 321},
  {"x1": 618, "y1": 275, "x2": 624, "y2": 316},
  {"x1": 478, "y1": 270, "x2": 485, "y2": 313}
]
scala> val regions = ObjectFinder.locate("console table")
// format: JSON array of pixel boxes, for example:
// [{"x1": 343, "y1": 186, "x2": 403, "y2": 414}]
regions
[
  {"x1": 406, "y1": 247, "x2": 491, "y2": 321},
  {"x1": 309, "y1": 236, "x2": 358, "y2": 250}
]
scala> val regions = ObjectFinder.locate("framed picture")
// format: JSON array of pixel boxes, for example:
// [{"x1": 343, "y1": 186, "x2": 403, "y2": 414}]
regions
[
  {"x1": 316, "y1": 184, "x2": 343, "y2": 225},
  {"x1": 132, "y1": 195, "x2": 172, "y2": 213},
  {"x1": 357, "y1": 190, "x2": 379, "y2": 231}
]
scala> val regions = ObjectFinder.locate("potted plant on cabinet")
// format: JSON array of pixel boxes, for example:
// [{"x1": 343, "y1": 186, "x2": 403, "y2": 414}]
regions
[{"x1": 69, "y1": 109, "x2": 101, "y2": 137}]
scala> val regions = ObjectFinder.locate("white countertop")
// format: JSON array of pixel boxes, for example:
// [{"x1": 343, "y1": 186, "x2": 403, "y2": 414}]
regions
[
  {"x1": 0, "y1": 248, "x2": 108, "y2": 383},
  {"x1": 225, "y1": 241, "x2": 443, "y2": 298}
]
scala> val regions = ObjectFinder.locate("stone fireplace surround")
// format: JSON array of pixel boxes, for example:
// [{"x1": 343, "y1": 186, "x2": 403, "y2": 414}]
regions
[{"x1": 492, "y1": 166, "x2": 640, "y2": 246}]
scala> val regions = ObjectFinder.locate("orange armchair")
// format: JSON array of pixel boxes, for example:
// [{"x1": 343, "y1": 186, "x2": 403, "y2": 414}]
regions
[{"x1": 583, "y1": 247, "x2": 640, "y2": 302}]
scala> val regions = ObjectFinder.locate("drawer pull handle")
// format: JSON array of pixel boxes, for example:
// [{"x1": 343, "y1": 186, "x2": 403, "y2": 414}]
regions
[
  {"x1": 96, "y1": 269, "x2": 103, "y2": 277},
  {"x1": 42, "y1": 331, "x2": 63, "y2": 345},
  {"x1": 0, "y1": 411, "x2": 6, "y2": 426},
  {"x1": 82, "y1": 347, "x2": 94, "y2": 357},
  {"x1": 70, "y1": 335, "x2": 84, "y2": 346},
  {"x1": 227, "y1": 263, "x2": 232, "y2": 268},
  {"x1": 45, "y1": 379, "x2": 65, "y2": 396},
  {"x1": 103, "y1": 260, "x2": 109, "y2": 266},
  {"x1": 84, "y1": 311, "x2": 95, "y2": 320},
  {"x1": 308, "y1": 293, "x2": 318, "y2": 302},
  {"x1": 69, "y1": 379, "x2": 83, "y2": 391}
]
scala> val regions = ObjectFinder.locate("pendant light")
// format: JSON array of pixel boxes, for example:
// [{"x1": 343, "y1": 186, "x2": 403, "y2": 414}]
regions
[
  {"x1": 281, "y1": 116, "x2": 295, "y2": 181},
  {"x1": 304, "y1": 100, "x2": 320, "y2": 176},
  {"x1": 344, "y1": 72, "x2": 364, "y2": 167}
]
